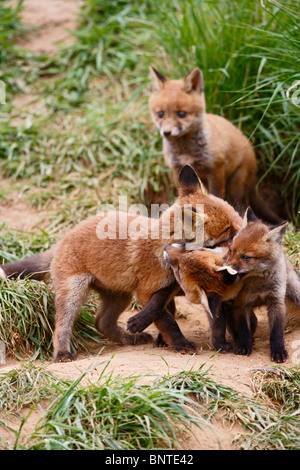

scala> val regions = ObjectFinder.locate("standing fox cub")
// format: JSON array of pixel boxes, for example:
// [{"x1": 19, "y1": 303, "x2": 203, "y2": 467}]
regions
[
  {"x1": 222, "y1": 208, "x2": 300, "y2": 362},
  {"x1": 149, "y1": 66, "x2": 281, "y2": 224},
  {"x1": 0, "y1": 166, "x2": 240, "y2": 362}
]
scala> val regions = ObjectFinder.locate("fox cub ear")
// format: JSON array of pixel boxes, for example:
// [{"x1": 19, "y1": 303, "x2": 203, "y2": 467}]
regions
[
  {"x1": 149, "y1": 66, "x2": 168, "y2": 91},
  {"x1": 183, "y1": 68, "x2": 204, "y2": 94},
  {"x1": 266, "y1": 221, "x2": 289, "y2": 243},
  {"x1": 242, "y1": 206, "x2": 258, "y2": 228},
  {"x1": 178, "y1": 165, "x2": 201, "y2": 195}
]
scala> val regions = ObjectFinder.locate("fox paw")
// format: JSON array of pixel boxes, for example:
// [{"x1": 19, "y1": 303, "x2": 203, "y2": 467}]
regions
[
  {"x1": 153, "y1": 333, "x2": 168, "y2": 348},
  {"x1": 54, "y1": 350, "x2": 76, "y2": 363},
  {"x1": 213, "y1": 340, "x2": 233, "y2": 353},
  {"x1": 271, "y1": 347, "x2": 288, "y2": 363},
  {"x1": 172, "y1": 339, "x2": 197, "y2": 354},
  {"x1": 127, "y1": 313, "x2": 151, "y2": 334},
  {"x1": 236, "y1": 346, "x2": 252, "y2": 356},
  {"x1": 130, "y1": 332, "x2": 153, "y2": 345}
]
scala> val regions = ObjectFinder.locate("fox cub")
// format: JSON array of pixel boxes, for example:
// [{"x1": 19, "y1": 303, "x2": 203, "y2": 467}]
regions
[
  {"x1": 161, "y1": 208, "x2": 300, "y2": 363},
  {"x1": 0, "y1": 166, "x2": 240, "y2": 362},
  {"x1": 127, "y1": 194, "x2": 242, "y2": 341},
  {"x1": 222, "y1": 207, "x2": 299, "y2": 362},
  {"x1": 149, "y1": 66, "x2": 281, "y2": 224}
]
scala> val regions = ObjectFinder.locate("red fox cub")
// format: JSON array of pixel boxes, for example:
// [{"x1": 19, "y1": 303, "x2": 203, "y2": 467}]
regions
[
  {"x1": 128, "y1": 208, "x2": 300, "y2": 363},
  {"x1": 149, "y1": 66, "x2": 281, "y2": 224},
  {"x1": 222, "y1": 207, "x2": 300, "y2": 362},
  {"x1": 0, "y1": 166, "x2": 241, "y2": 362}
]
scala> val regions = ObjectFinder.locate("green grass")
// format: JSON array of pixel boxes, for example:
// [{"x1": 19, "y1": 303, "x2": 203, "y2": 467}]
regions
[
  {"x1": 0, "y1": 0, "x2": 299, "y2": 451},
  {"x1": 0, "y1": 361, "x2": 206, "y2": 450},
  {"x1": 1, "y1": 362, "x2": 299, "y2": 450},
  {"x1": 152, "y1": 0, "x2": 300, "y2": 224},
  {"x1": 0, "y1": 275, "x2": 104, "y2": 360},
  {"x1": 161, "y1": 365, "x2": 300, "y2": 450}
]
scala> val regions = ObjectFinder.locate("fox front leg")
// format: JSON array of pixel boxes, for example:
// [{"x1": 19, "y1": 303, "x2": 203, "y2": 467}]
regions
[
  {"x1": 127, "y1": 282, "x2": 180, "y2": 334},
  {"x1": 207, "y1": 294, "x2": 233, "y2": 353},
  {"x1": 267, "y1": 298, "x2": 288, "y2": 363},
  {"x1": 228, "y1": 304, "x2": 256, "y2": 356}
]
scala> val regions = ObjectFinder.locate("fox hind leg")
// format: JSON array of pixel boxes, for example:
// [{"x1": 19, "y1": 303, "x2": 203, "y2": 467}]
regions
[
  {"x1": 95, "y1": 292, "x2": 153, "y2": 345},
  {"x1": 53, "y1": 274, "x2": 92, "y2": 362}
]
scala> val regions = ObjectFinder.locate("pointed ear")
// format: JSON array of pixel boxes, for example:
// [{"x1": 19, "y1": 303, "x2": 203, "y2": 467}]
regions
[
  {"x1": 242, "y1": 206, "x2": 258, "y2": 228},
  {"x1": 178, "y1": 165, "x2": 201, "y2": 195},
  {"x1": 150, "y1": 66, "x2": 168, "y2": 92},
  {"x1": 183, "y1": 68, "x2": 204, "y2": 94},
  {"x1": 247, "y1": 207, "x2": 258, "y2": 223},
  {"x1": 265, "y1": 221, "x2": 289, "y2": 243}
]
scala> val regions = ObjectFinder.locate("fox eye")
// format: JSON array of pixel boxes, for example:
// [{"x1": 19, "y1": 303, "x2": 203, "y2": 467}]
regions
[
  {"x1": 157, "y1": 111, "x2": 164, "y2": 118},
  {"x1": 177, "y1": 111, "x2": 186, "y2": 118},
  {"x1": 241, "y1": 255, "x2": 251, "y2": 261}
]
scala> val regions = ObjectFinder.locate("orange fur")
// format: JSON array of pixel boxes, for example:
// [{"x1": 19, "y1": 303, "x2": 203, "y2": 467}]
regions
[
  {"x1": 163, "y1": 245, "x2": 242, "y2": 305},
  {"x1": 149, "y1": 66, "x2": 281, "y2": 223},
  {"x1": 2, "y1": 166, "x2": 242, "y2": 361}
]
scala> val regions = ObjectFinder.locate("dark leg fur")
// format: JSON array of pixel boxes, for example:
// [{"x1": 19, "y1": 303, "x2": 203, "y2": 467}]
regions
[
  {"x1": 153, "y1": 299, "x2": 175, "y2": 348},
  {"x1": 127, "y1": 282, "x2": 180, "y2": 334},
  {"x1": 127, "y1": 283, "x2": 195, "y2": 353},
  {"x1": 154, "y1": 310, "x2": 196, "y2": 353},
  {"x1": 225, "y1": 304, "x2": 257, "y2": 356},
  {"x1": 95, "y1": 291, "x2": 153, "y2": 346},
  {"x1": 208, "y1": 294, "x2": 233, "y2": 353},
  {"x1": 267, "y1": 299, "x2": 288, "y2": 363},
  {"x1": 235, "y1": 312, "x2": 254, "y2": 356}
]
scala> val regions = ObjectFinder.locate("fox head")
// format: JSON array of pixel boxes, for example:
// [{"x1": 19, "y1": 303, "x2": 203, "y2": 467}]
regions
[
  {"x1": 149, "y1": 66, "x2": 206, "y2": 139},
  {"x1": 224, "y1": 207, "x2": 289, "y2": 277},
  {"x1": 163, "y1": 243, "x2": 239, "y2": 311},
  {"x1": 172, "y1": 165, "x2": 241, "y2": 247},
  {"x1": 172, "y1": 165, "x2": 241, "y2": 248}
]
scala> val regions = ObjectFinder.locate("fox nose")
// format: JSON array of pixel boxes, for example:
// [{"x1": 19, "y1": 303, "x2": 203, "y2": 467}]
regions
[{"x1": 163, "y1": 130, "x2": 171, "y2": 137}]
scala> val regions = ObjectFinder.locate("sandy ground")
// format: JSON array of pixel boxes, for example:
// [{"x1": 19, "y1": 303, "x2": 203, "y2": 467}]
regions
[
  {"x1": 12, "y1": 0, "x2": 80, "y2": 54},
  {"x1": 1, "y1": 0, "x2": 300, "y2": 451}
]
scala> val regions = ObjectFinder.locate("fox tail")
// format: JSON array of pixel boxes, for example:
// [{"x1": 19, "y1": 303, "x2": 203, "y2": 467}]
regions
[{"x1": 0, "y1": 245, "x2": 57, "y2": 281}]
